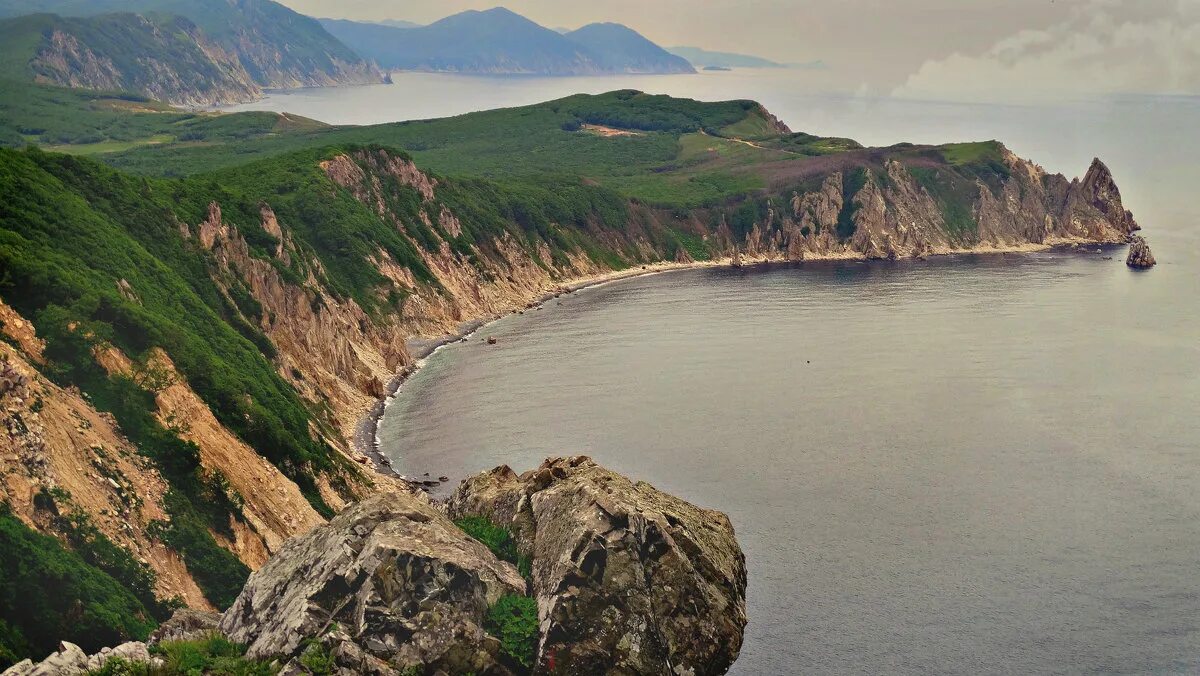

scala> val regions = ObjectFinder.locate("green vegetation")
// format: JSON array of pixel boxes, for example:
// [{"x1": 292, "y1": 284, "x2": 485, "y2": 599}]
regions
[
  {"x1": 766, "y1": 131, "x2": 865, "y2": 156},
  {"x1": 837, "y1": 167, "x2": 869, "y2": 239},
  {"x1": 296, "y1": 640, "x2": 334, "y2": 676},
  {"x1": 940, "y1": 141, "x2": 1004, "y2": 166},
  {"x1": 910, "y1": 165, "x2": 983, "y2": 239},
  {"x1": 0, "y1": 80, "x2": 327, "y2": 149},
  {"x1": 0, "y1": 505, "x2": 156, "y2": 669},
  {"x1": 564, "y1": 90, "x2": 759, "y2": 134},
  {"x1": 455, "y1": 516, "x2": 532, "y2": 580},
  {"x1": 0, "y1": 0, "x2": 375, "y2": 88},
  {"x1": 484, "y1": 595, "x2": 538, "y2": 671},
  {"x1": 0, "y1": 13, "x2": 255, "y2": 105},
  {"x1": 87, "y1": 633, "x2": 277, "y2": 676},
  {"x1": 38, "y1": 490, "x2": 181, "y2": 622}
]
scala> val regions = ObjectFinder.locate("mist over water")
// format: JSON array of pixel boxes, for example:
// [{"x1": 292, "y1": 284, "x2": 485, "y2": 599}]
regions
[{"x1": 240, "y1": 72, "x2": 1200, "y2": 673}]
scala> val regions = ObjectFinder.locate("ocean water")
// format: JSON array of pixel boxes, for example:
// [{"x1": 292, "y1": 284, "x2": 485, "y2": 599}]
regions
[{"x1": 238, "y1": 72, "x2": 1200, "y2": 673}]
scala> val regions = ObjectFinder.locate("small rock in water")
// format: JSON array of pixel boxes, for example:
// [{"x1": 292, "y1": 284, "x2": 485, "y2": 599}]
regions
[
  {"x1": 1126, "y1": 235, "x2": 1157, "y2": 268},
  {"x1": 487, "y1": 336, "x2": 498, "y2": 345},
  {"x1": 438, "y1": 476, "x2": 450, "y2": 483}
]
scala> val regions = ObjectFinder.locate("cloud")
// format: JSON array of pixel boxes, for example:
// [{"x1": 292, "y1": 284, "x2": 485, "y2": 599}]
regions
[{"x1": 894, "y1": 0, "x2": 1200, "y2": 101}]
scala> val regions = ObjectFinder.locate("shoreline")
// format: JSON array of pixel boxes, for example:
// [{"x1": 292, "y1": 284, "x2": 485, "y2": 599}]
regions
[
  {"x1": 351, "y1": 259, "x2": 727, "y2": 480},
  {"x1": 353, "y1": 237, "x2": 1130, "y2": 482}
]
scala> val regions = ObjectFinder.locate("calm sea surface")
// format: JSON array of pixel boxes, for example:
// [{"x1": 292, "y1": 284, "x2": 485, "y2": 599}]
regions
[{"x1": 238, "y1": 71, "x2": 1200, "y2": 674}]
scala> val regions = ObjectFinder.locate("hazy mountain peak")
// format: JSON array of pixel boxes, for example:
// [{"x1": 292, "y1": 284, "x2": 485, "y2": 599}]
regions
[{"x1": 320, "y1": 7, "x2": 694, "y2": 76}]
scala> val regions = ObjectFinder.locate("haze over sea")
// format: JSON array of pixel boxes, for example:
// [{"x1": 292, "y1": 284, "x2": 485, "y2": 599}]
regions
[{"x1": 236, "y1": 70, "x2": 1200, "y2": 673}]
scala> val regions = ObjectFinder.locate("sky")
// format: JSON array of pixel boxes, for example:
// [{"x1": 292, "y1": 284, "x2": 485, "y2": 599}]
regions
[{"x1": 281, "y1": 0, "x2": 1200, "y2": 99}]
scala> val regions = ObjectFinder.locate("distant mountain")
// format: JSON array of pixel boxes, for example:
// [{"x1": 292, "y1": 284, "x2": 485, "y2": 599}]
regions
[
  {"x1": 319, "y1": 7, "x2": 694, "y2": 76},
  {"x1": 0, "y1": 0, "x2": 382, "y2": 98},
  {"x1": 667, "y1": 46, "x2": 786, "y2": 69},
  {"x1": 375, "y1": 18, "x2": 420, "y2": 28},
  {"x1": 0, "y1": 13, "x2": 262, "y2": 107},
  {"x1": 564, "y1": 23, "x2": 692, "y2": 74}
]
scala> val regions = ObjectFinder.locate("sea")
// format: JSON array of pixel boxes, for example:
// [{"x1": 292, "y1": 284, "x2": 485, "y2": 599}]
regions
[{"x1": 228, "y1": 70, "x2": 1200, "y2": 674}]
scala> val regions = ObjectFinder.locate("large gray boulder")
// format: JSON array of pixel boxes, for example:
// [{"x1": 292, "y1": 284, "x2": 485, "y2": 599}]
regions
[
  {"x1": 219, "y1": 490, "x2": 527, "y2": 675},
  {"x1": 447, "y1": 456, "x2": 748, "y2": 675}
]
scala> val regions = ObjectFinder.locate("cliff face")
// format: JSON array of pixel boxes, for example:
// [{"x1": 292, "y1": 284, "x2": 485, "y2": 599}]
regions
[
  {"x1": 28, "y1": 16, "x2": 262, "y2": 107},
  {"x1": 739, "y1": 152, "x2": 1139, "y2": 263}
]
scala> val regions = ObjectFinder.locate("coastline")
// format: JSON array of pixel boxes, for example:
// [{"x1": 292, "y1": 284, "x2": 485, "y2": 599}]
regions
[
  {"x1": 352, "y1": 235, "x2": 1129, "y2": 482},
  {"x1": 351, "y1": 259, "x2": 727, "y2": 479}
]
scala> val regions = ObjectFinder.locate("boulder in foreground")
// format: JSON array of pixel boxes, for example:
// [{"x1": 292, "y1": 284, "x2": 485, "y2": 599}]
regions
[
  {"x1": 449, "y1": 457, "x2": 748, "y2": 675},
  {"x1": 219, "y1": 490, "x2": 528, "y2": 674}
]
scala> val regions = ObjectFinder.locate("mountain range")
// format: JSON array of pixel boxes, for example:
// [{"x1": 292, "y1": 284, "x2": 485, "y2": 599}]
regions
[
  {"x1": 319, "y1": 8, "x2": 694, "y2": 75},
  {"x1": 0, "y1": 0, "x2": 383, "y2": 106}
]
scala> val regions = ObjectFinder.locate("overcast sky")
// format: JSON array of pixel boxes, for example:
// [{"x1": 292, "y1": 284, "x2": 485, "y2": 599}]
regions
[{"x1": 281, "y1": 0, "x2": 1200, "y2": 98}]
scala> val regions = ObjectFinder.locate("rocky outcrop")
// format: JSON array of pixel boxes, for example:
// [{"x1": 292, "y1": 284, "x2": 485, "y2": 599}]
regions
[
  {"x1": 2, "y1": 640, "x2": 153, "y2": 676},
  {"x1": 3, "y1": 608, "x2": 225, "y2": 675},
  {"x1": 740, "y1": 150, "x2": 1141, "y2": 263},
  {"x1": 148, "y1": 609, "x2": 222, "y2": 644},
  {"x1": 448, "y1": 457, "x2": 748, "y2": 675},
  {"x1": 219, "y1": 490, "x2": 527, "y2": 675},
  {"x1": 1126, "y1": 235, "x2": 1157, "y2": 268}
]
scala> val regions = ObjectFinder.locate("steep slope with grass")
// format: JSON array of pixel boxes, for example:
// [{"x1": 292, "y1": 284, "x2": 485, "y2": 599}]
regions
[{"x1": 0, "y1": 13, "x2": 261, "y2": 107}]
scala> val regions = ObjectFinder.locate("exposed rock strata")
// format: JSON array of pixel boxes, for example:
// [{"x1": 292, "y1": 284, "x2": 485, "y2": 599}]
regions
[
  {"x1": 742, "y1": 155, "x2": 1140, "y2": 263},
  {"x1": 448, "y1": 457, "x2": 747, "y2": 675},
  {"x1": 0, "y1": 308, "x2": 210, "y2": 608},
  {"x1": 92, "y1": 345, "x2": 324, "y2": 567}
]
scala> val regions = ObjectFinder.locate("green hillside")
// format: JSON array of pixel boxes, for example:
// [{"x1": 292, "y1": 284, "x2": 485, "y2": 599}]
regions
[
  {"x1": 0, "y1": 13, "x2": 261, "y2": 106},
  {"x1": 0, "y1": 0, "x2": 380, "y2": 94}
]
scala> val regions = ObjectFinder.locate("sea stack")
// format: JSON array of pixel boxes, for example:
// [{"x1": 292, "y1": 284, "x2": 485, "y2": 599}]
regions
[{"x1": 1126, "y1": 235, "x2": 1157, "y2": 268}]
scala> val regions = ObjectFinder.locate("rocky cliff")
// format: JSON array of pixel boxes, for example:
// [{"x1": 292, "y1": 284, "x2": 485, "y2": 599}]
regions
[{"x1": 736, "y1": 151, "x2": 1139, "y2": 262}]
